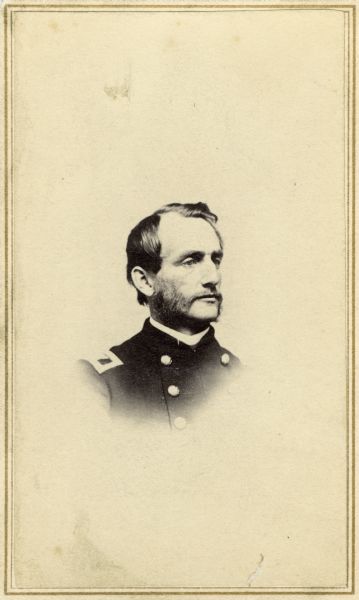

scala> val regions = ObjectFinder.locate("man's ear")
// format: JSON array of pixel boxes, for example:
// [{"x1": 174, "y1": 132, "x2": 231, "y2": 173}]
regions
[{"x1": 131, "y1": 266, "x2": 155, "y2": 299}]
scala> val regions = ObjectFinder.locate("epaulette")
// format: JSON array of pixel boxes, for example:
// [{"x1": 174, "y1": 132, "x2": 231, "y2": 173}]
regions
[{"x1": 85, "y1": 350, "x2": 124, "y2": 374}]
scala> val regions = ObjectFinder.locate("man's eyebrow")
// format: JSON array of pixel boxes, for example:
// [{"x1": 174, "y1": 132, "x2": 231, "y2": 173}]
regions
[
  {"x1": 175, "y1": 249, "x2": 223, "y2": 263},
  {"x1": 175, "y1": 250, "x2": 205, "y2": 262}
]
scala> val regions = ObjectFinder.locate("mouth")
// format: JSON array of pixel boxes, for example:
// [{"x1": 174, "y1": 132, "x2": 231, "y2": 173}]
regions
[{"x1": 194, "y1": 294, "x2": 221, "y2": 303}]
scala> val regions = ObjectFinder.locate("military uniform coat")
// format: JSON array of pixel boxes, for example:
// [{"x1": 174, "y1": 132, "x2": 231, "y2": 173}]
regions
[{"x1": 83, "y1": 319, "x2": 240, "y2": 428}]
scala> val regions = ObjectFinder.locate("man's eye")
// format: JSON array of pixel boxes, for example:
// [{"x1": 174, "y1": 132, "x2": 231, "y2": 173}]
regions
[
  {"x1": 213, "y1": 257, "x2": 222, "y2": 266},
  {"x1": 182, "y1": 255, "x2": 202, "y2": 266},
  {"x1": 182, "y1": 258, "x2": 196, "y2": 266}
]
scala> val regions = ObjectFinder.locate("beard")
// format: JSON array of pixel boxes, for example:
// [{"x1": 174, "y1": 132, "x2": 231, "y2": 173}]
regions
[{"x1": 150, "y1": 279, "x2": 223, "y2": 332}]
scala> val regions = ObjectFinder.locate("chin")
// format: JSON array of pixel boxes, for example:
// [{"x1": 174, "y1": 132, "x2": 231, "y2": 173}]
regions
[{"x1": 189, "y1": 308, "x2": 220, "y2": 322}]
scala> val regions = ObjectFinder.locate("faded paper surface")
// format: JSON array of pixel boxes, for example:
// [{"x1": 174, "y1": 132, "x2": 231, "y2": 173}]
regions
[{"x1": 2, "y1": 1, "x2": 355, "y2": 596}]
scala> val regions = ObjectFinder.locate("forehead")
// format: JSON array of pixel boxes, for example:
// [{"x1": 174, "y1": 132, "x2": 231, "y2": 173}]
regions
[{"x1": 158, "y1": 212, "x2": 222, "y2": 258}]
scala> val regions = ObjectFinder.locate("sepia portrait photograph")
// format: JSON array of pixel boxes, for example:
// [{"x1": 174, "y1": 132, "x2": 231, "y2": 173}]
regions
[{"x1": 2, "y1": 0, "x2": 355, "y2": 596}]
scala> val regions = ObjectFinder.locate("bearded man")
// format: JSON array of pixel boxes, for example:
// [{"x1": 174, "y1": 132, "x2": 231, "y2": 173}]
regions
[{"x1": 82, "y1": 203, "x2": 240, "y2": 428}]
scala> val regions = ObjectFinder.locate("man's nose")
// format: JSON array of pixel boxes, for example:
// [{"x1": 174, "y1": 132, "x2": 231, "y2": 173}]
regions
[{"x1": 200, "y1": 258, "x2": 221, "y2": 287}]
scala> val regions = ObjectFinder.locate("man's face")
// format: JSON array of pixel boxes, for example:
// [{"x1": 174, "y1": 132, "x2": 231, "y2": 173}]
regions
[{"x1": 150, "y1": 213, "x2": 223, "y2": 332}]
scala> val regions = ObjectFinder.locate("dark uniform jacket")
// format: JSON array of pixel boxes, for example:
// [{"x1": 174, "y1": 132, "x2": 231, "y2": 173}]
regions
[{"x1": 83, "y1": 318, "x2": 240, "y2": 428}]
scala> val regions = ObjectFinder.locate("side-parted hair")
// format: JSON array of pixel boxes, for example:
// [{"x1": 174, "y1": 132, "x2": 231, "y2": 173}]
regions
[{"x1": 126, "y1": 202, "x2": 222, "y2": 305}]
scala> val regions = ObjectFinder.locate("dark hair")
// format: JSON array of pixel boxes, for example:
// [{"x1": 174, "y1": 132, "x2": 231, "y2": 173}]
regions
[{"x1": 126, "y1": 202, "x2": 222, "y2": 305}]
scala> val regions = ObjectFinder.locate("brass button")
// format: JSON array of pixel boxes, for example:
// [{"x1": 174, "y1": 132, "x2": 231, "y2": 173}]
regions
[
  {"x1": 168, "y1": 385, "x2": 180, "y2": 397},
  {"x1": 173, "y1": 416, "x2": 186, "y2": 430},
  {"x1": 221, "y1": 353, "x2": 230, "y2": 365},
  {"x1": 161, "y1": 354, "x2": 172, "y2": 366}
]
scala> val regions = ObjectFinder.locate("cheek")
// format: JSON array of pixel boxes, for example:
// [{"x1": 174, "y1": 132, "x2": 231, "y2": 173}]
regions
[
  {"x1": 172, "y1": 272, "x2": 198, "y2": 294},
  {"x1": 157, "y1": 268, "x2": 189, "y2": 291},
  {"x1": 155, "y1": 275, "x2": 183, "y2": 298}
]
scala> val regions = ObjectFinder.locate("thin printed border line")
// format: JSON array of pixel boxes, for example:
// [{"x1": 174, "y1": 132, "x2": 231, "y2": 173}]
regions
[
  {"x1": 2, "y1": 586, "x2": 357, "y2": 595},
  {"x1": 4, "y1": 1, "x2": 9, "y2": 595},
  {"x1": 2, "y1": 3, "x2": 357, "y2": 9},
  {"x1": 345, "y1": 9, "x2": 349, "y2": 588},
  {"x1": 351, "y1": 0, "x2": 356, "y2": 594},
  {"x1": 1, "y1": 590, "x2": 357, "y2": 596},
  {"x1": 3, "y1": 3, "x2": 355, "y2": 595}
]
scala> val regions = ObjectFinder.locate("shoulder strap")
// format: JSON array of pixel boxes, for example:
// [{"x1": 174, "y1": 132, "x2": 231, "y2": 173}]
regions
[{"x1": 85, "y1": 349, "x2": 124, "y2": 374}]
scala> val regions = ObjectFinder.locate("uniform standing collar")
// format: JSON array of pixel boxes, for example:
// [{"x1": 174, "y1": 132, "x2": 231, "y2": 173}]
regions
[
  {"x1": 149, "y1": 317, "x2": 210, "y2": 346},
  {"x1": 140, "y1": 318, "x2": 216, "y2": 355}
]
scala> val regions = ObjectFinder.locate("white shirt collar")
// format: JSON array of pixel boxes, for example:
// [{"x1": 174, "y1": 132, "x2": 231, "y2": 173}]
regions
[{"x1": 149, "y1": 317, "x2": 209, "y2": 347}]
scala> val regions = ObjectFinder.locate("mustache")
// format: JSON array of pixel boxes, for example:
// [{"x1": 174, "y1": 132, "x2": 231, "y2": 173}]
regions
[{"x1": 191, "y1": 292, "x2": 223, "y2": 302}]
